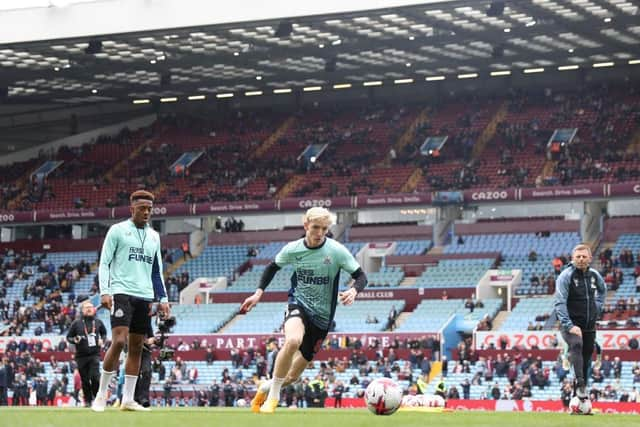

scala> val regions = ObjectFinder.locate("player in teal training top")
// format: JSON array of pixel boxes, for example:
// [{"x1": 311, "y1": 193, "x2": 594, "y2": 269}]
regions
[
  {"x1": 241, "y1": 207, "x2": 368, "y2": 413},
  {"x1": 92, "y1": 190, "x2": 170, "y2": 412}
]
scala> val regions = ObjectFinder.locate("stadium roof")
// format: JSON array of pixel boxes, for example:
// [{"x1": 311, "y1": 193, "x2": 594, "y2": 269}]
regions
[{"x1": 0, "y1": 0, "x2": 639, "y2": 105}]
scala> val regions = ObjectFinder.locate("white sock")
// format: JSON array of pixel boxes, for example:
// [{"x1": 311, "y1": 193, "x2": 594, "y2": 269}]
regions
[
  {"x1": 122, "y1": 375, "x2": 138, "y2": 404},
  {"x1": 260, "y1": 379, "x2": 273, "y2": 393},
  {"x1": 97, "y1": 370, "x2": 115, "y2": 399},
  {"x1": 266, "y1": 377, "x2": 284, "y2": 402}
]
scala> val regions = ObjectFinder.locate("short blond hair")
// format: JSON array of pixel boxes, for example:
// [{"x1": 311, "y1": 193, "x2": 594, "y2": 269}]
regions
[
  {"x1": 303, "y1": 207, "x2": 336, "y2": 226},
  {"x1": 572, "y1": 244, "x2": 592, "y2": 256}
]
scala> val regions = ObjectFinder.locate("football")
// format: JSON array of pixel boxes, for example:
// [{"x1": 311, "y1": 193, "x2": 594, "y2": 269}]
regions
[
  {"x1": 569, "y1": 396, "x2": 592, "y2": 415},
  {"x1": 364, "y1": 378, "x2": 403, "y2": 416}
]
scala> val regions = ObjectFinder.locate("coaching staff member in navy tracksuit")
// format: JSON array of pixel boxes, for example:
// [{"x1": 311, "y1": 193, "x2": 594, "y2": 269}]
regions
[{"x1": 554, "y1": 244, "x2": 606, "y2": 400}]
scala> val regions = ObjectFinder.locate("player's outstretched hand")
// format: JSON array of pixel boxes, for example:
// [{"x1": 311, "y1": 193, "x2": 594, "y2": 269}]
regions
[
  {"x1": 339, "y1": 287, "x2": 357, "y2": 306},
  {"x1": 240, "y1": 290, "x2": 263, "y2": 314}
]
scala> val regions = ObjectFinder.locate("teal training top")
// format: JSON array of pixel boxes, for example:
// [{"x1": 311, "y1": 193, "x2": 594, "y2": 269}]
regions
[
  {"x1": 275, "y1": 237, "x2": 360, "y2": 329},
  {"x1": 98, "y1": 219, "x2": 167, "y2": 302}
]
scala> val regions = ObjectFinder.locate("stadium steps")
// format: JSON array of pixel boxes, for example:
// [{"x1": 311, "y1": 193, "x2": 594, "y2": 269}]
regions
[
  {"x1": 400, "y1": 168, "x2": 423, "y2": 193},
  {"x1": 216, "y1": 311, "x2": 244, "y2": 333},
  {"x1": 151, "y1": 182, "x2": 168, "y2": 204},
  {"x1": 428, "y1": 361, "x2": 442, "y2": 382},
  {"x1": 490, "y1": 310, "x2": 510, "y2": 330},
  {"x1": 6, "y1": 181, "x2": 29, "y2": 210},
  {"x1": 275, "y1": 174, "x2": 303, "y2": 199},
  {"x1": 398, "y1": 276, "x2": 417, "y2": 287},
  {"x1": 104, "y1": 137, "x2": 150, "y2": 183},
  {"x1": 626, "y1": 126, "x2": 640, "y2": 153},
  {"x1": 540, "y1": 158, "x2": 558, "y2": 183},
  {"x1": 332, "y1": 222, "x2": 348, "y2": 242},
  {"x1": 8, "y1": 168, "x2": 43, "y2": 209},
  {"x1": 471, "y1": 100, "x2": 508, "y2": 159},
  {"x1": 593, "y1": 241, "x2": 616, "y2": 272},
  {"x1": 392, "y1": 311, "x2": 412, "y2": 329},
  {"x1": 585, "y1": 236, "x2": 602, "y2": 261},
  {"x1": 253, "y1": 116, "x2": 296, "y2": 159},
  {"x1": 427, "y1": 246, "x2": 444, "y2": 255},
  {"x1": 391, "y1": 106, "x2": 430, "y2": 160},
  {"x1": 164, "y1": 256, "x2": 189, "y2": 277}
]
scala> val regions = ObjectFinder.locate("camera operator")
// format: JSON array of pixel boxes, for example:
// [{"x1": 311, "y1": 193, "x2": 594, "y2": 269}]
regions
[
  {"x1": 209, "y1": 379, "x2": 220, "y2": 407},
  {"x1": 152, "y1": 357, "x2": 166, "y2": 382},
  {"x1": 134, "y1": 323, "x2": 155, "y2": 408},
  {"x1": 134, "y1": 313, "x2": 176, "y2": 407},
  {"x1": 223, "y1": 379, "x2": 235, "y2": 407},
  {"x1": 156, "y1": 314, "x2": 177, "y2": 361},
  {"x1": 66, "y1": 300, "x2": 107, "y2": 407},
  {"x1": 163, "y1": 378, "x2": 173, "y2": 406}
]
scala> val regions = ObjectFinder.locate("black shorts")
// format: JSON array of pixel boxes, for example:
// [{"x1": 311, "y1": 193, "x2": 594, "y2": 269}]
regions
[
  {"x1": 110, "y1": 294, "x2": 152, "y2": 335},
  {"x1": 284, "y1": 304, "x2": 329, "y2": 361}
]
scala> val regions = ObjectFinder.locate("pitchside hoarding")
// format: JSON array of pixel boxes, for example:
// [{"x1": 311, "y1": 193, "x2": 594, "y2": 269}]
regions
[
  {"x1": 163, "y1": 332, "x2": 438, "y2": 351},
  {"x1": 475, "y1": 330, "x2": 640, "y2": 350}
]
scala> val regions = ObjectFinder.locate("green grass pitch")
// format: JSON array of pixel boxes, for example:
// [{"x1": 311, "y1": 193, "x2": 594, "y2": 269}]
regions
[{"x1": 2, "y1": 407, "x2": 639, "y2": 427}]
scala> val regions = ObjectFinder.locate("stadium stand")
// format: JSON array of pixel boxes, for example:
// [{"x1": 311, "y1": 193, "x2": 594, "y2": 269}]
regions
[
  {"x1": 2, "y1": 3, "x2": 640, "y2": 410},
  {"x1": 414, "y1": 259, "x2": 495, "y2": 289},
  {"x1": 499, "y1": 297, "x2": 555, "y2": 332},
  {"x1": 173, "y1": 244, "x2": 263, "y2": 281}
]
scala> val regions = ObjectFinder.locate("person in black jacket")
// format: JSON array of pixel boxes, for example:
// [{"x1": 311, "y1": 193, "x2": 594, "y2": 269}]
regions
[
  {"x1": 332, "y1": 380, "x2": 344, "y2": 408},
  {"x1": 134, "y1": 323, "x2": 155, "y2": 408},
  {"x1": 554, "y1": 244, "x2": 606, "y2": 400},
  {"x1": 223, "y1": 379, "x2": 235, "y2": 407},
  {"x1": 66, "y1": 300, "x2": 107, "y2": 407},
  {"x1": 0, "y1": 358, "x2": 7, "y2": 406},
  {"x1": 208, "y1": 379, "x2": 220, "y2": 407}
]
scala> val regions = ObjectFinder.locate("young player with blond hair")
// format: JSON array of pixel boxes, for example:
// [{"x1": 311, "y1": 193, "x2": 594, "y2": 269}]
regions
[{"x1": 241, "y1": 207, "x2": 367, "y2": 413}]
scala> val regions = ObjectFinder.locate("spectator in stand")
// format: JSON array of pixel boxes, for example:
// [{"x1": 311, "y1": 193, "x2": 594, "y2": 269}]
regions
[
  {"x1": 435, "y1": 377, "x2": 447, "y2": 400},
  {"x1": 465, "y1": 297, "x2": 475, "y2": 313},
  {"x1": 552, "y1": 256, "x2": 564, "y2": 277},
  {"x1": 181, "y1": 241, "x2": 191, "y2": 261},
  {"x1": 134, "y1": 324, "x2": 156, "y2": 408},
  {"x1": 0, "y1": 357, "x2": 8, "y2": 406},
  {"x1": 387, "y1": 305, "x2": 398, "y2": 331}
]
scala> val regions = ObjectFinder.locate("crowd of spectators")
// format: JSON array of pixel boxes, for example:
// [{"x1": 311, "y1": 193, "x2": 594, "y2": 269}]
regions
[
  {"x1": 455, "y1": 338, "x2": 639, "y2": 403},
  {"x1": 0, "y1": 247, "x2": 95, "y2": 337},
  {"x1": 12, "y1": 128, "x2": 143, "y2": 211},
  {"x1": 597, "y1": 245, "x2": 640, "y2": 329},
  {"x1": 0, "y1": 83, "x2": 638, "y2": 211},
  {"x1": 0, "y1": 331, "x2": 442, "y2": 407},
  {"x1": 154, "y1": 112, "x2": 293, "y2": 204},
  {"x1": 546, "y1": 85, "x2": 640, "y2": 186}
]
